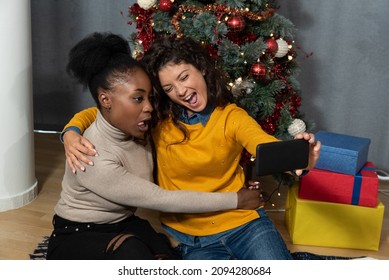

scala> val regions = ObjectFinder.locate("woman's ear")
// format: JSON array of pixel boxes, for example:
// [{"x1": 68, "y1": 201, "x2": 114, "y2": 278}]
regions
[{"x1": 99, "y1": 91, "x2": 112, "y2": 111}]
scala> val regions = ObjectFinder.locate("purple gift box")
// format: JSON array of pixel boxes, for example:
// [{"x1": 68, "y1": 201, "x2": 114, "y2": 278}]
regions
[{"x1": 315, "y1": 131, "x2": 370, "y2": 175}]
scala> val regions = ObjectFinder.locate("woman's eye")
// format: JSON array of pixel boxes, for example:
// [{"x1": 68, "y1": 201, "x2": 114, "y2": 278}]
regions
[
  {"x1": 180, "y1": 74, "x2": 188, "y2": 81},
  {"x1": 134, "y1": 96, "x2": 144, "y2": 103},
  {"x1": 163, "y1": 86, "x2": 172, "y2": 93}
]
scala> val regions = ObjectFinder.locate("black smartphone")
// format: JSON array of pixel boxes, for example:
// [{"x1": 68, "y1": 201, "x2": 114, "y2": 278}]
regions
[{"x1": 255, "y1": 139, "x2": 309, "y2": 177}]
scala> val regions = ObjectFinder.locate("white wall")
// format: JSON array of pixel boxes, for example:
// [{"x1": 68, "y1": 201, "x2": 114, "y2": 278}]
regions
[{"x1": 0, "y1": 0, "x2": 37, "y2": 211}]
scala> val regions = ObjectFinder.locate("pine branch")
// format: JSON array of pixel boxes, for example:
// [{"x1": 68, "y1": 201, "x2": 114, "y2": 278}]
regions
[
  {"x1": 217, "y1": 0, "x2": 246, "y2": 9},
  {"x1": 240, "y1": 40, "x2": 267, "y2": 64},
  {"x1": 192, "y1": 12, "x2": 221, "y2": 44},
  {"x1": 184, "y1": 0, "x2": 206, "y2": 6},
  {"x1": 239, "y1": 79, "x2": 285, "y2": 121},
  {"x1": 252, "y1": 13, "x2": 296, "y2": 39},
  {"x1": 218, "y1": 39, "x2": 246, "y2": 79},
  {"x1": 275, "y1": 107, "x2": 294, "y2": 139},
  {"x1": 153, "y1": 11, "x2": 176, "y2": 34}
]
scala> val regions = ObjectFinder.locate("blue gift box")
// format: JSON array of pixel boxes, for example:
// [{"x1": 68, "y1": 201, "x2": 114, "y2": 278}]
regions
[{"x1": 315, "y1": 131, "x2": 371, "y2": 175}]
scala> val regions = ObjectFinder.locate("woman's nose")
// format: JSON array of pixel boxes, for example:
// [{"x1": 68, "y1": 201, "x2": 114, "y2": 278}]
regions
[
  {"x1": 143, "y1": 99, "x2": 153, "y2": 112},
  {"x1": 175, "y1": 85, "x2": 187, "y2": 97}
]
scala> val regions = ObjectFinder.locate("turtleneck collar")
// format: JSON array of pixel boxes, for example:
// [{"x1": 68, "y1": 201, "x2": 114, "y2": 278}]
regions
[{"x1": 95, "y1": 111, "x2": 135, "y2": 143}]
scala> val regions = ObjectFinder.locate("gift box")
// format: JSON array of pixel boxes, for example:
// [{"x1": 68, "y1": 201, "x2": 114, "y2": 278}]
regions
[
  {"x1": 299, "y1": 162, "x2": 378, "y2": 207},
  {"x1": 285, "y1": 184, "x2": 384, "y2": 251},
  {"x1": 315, "y1": 131, "x2": 371, "y2": 175}
]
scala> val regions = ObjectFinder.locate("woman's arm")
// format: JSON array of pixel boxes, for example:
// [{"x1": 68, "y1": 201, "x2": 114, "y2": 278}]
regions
[
  {"x1": 62, "y1": 107, "x2": 98, "y2": 173},
  {"x1": 74, "y1": 148, "x2": 263, "y2": 212},
  {"x1": 62, "y1": 107, "x2": 98, "y2": 135},
  {"x1": 233, "y1": 107, "x2": 320, "y2": 175}
]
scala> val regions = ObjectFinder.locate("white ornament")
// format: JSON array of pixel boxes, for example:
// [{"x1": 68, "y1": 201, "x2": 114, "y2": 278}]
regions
[
  {"x1": 275, "y1": 38, "x2": 289, "y2": 58},
  {"x1": 288, "y1": 118, "x2": 306, "y2": 136},
  {"x1": 137, "y1": 0, "x2": 156, "y2": 9},
  {"x1": 231, "y1": 77, "x2": 254, "y2": 98}
]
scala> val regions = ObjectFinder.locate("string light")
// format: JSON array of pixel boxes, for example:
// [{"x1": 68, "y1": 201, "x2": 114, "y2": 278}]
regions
[{"x1": 264, "y1": 175, "x2": 287, "y2": 208}]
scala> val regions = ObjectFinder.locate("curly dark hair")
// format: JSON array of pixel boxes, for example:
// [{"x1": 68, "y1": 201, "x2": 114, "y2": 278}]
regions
[
  {"x1": 67, "y1": 32, "x2": 146, "y2": 109},
  {"x1": 142, "y1": 37, "x2": 234, "y2": 142}
]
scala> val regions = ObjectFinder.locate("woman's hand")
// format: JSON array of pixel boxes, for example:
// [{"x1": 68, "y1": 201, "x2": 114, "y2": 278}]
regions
[
  {"x1": 294, "y1": 132, "x2": 321, "y2": 176},
  {"x1": 237, "y1": 181, "x2": 264, "y2": 209},
  {"x1": 63, "y1": 130, "x2": 97, "y2": 173}
]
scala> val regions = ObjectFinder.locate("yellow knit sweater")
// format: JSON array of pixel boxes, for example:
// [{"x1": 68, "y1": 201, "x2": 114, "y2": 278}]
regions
[{"x1": 153, "y1": 104, "x2": 277, "y2": 235}]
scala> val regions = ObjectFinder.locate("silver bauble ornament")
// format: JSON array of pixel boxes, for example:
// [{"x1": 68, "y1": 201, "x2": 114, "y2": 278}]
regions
[
  {"x1": 275, "y1": 38, "x2": 289, "y2": 58},
  {"x1": 137, "y1": 0, "x2": 156, "y2": 9},
  {"x1": 288, "y1": 118, "x2": 306, "y2": 136}
]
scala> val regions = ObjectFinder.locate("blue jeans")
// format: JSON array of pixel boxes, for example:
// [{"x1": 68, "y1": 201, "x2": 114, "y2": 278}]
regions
[{"x1": 178, "y1": 209, "x2": 292, "y2": 260}]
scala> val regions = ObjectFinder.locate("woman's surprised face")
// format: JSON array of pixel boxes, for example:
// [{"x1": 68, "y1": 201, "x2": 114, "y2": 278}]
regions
[
  {"x1": 158, "y1": 62, "x2": 208, "y2": 115},
  {"x1": 102, "y1": 68, "x2": 153, "y2": 138}
]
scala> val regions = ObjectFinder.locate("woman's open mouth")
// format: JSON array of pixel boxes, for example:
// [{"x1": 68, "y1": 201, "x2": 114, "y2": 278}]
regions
[
  {"x1": 137, "y1": 119, "x2": 150, "y2": 132},
  {"x1": 184, "y1": 92, "x2": 198, "y2": 106}
]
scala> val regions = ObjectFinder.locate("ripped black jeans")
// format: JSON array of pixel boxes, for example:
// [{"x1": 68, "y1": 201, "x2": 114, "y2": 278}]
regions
[{"x1": 47, "y1": 215, "x2": 180, "y2": 260}]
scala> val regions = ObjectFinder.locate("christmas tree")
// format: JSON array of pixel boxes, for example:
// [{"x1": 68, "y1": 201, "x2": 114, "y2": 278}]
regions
[{"x1": 128, "y1": 0, "x2": 311, "y2": 165}]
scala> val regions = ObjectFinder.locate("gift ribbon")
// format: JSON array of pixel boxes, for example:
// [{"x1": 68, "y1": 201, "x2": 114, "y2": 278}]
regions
[{"x1": 352, "y1": 166, "x2": 375, "y2": 205}]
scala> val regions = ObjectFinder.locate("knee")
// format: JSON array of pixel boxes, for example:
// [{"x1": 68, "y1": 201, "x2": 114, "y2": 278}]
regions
[{"x1": 106, "y1": 234, "x2": 154, "y2": 260}]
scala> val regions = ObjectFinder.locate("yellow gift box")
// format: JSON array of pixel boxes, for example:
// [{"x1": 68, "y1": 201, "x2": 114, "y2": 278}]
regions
[{"x1": 285, "y1": 184, "x2": 384, "y2": 251}]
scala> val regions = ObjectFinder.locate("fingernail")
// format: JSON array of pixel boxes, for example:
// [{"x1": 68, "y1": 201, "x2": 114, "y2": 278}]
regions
[
  {"x1": 88, "y1": 162, "x2": 94, "y2": 166},
  {"x1": 72, "y1": 169, "x2": 76, "y2": 174},
  {"x1": 81, "y1": 166, "x2": 85, "y2": 172}
]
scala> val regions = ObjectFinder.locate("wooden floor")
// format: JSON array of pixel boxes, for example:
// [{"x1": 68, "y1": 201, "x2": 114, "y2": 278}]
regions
[{"x1": 0, "y1": 132, "x2": 388, "y2": 260}]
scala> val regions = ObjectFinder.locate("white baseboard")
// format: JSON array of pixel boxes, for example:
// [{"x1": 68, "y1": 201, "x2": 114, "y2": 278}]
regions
[{"x1": 0, "y1": 179, "x2": 38, "y2": 212}]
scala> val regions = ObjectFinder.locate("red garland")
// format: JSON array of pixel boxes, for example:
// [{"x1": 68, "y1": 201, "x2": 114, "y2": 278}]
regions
[
  {"x1": 129, "y1": 4, "x2": 156, "y2": 53},
  {"x1": 227, "y1": 31, "x2": 257, "y2": 45},
  {"x1": 204, "y1": 44, "x2": 219, "y2": 60},
  {"x1": 239, "y1": 149, "x2": 253, "y2": 167}
]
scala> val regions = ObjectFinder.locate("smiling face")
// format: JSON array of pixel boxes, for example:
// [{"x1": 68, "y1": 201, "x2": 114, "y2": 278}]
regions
[
  {"x1": 158, "y1": 62, "x2": 208, "y2": 116},
  {"x1": 99, "y1": 68, "x2": 153, "y2": 138}
]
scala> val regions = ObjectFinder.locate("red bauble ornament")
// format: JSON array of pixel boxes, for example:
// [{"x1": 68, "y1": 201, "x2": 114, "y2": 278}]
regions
[
  {"x1": 265, "y1": 38, "x2": 278, "y2": 54},
  {"x1": 251, "y1": 62, "x2": 266, "y2": 79},
  {"x1": 159, "y1": 0, "x2": 172, "y2": 12},
  {"x1": 227, "y1": 16, "x2": 245, "y2": 32}
]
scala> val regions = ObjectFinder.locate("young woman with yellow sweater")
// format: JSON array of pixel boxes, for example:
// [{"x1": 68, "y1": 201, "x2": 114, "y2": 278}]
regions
[{"x1": 62, "y1": 37, "x2": 321, "y2": 260}]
